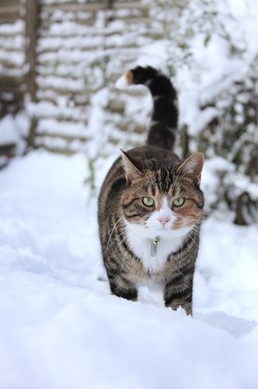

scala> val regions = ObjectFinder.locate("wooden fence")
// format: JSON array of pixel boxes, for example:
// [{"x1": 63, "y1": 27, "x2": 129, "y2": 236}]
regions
[{"x1": 0, "y1": 0, "x2": 160, "y2": 154}]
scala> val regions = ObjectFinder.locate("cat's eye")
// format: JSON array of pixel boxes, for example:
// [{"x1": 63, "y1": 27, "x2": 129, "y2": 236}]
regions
[
  {"x1": 142, "y1": 196, "x2": 155, "y2": 207},
  {"x1": 173, "y1": 197, "x2": 185, "y2": 207}
]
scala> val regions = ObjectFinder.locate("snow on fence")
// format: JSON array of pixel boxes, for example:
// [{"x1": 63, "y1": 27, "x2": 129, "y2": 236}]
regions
[{"x1": 0, "y1": 0, "x2": 157, "y2": 155}]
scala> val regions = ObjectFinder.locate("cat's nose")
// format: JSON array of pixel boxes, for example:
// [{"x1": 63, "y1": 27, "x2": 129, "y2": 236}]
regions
[{"x1": 158, "y1": 216, "x2": 170, "y2": 226}]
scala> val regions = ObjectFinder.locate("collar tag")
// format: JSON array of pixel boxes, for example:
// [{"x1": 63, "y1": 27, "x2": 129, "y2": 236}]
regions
[{"x1": 150, "y1": 236, "x2": 160, "y2": 257}]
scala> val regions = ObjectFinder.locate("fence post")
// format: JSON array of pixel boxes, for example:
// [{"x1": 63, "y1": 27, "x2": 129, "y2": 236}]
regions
[
  {"x1": 101, "y1": 0, "x2": 113, "y2": 85},
  {"x1": 25, "y1": 0, "x2": 39, "y2": 148}
]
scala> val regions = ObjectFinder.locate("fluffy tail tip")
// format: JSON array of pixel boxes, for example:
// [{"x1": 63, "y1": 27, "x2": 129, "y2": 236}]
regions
[{"x1": 115, "y1": 71, "x2": 133, "y2": 89}]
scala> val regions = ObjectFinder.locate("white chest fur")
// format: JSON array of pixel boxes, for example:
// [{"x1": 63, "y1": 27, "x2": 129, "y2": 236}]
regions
[{"x1": 125, "y1": 222, "x2": 190, "y2": 274}]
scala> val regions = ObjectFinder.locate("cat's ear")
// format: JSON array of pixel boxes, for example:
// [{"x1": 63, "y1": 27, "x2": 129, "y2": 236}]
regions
[
  {"x1": 121, "y1": 150, "x2": 143, "y2": 182},
  {"x1": 177, "y1": 152, "x2": 204, "y2": 184}
]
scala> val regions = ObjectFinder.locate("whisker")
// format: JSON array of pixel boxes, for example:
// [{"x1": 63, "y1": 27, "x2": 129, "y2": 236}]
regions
[
  {"x1": 108, "y1": 228, "x2": 126, "y2": 252},
  {"x1": 106, "y1": 217, "x2": 123, "y2": 248}
]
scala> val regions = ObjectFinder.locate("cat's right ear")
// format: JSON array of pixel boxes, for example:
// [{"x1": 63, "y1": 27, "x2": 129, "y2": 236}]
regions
[
  {"x1": 121, "y1": 150, "x2": 143, "y2": 182},
  {"x1": 176, "y1": 152, "x2": 204, "y2": 184}
]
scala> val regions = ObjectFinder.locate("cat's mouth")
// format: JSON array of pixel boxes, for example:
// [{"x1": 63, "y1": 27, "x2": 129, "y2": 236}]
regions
[{"x1": 145, "y1": 224, "x2": 171, "y2": 235}]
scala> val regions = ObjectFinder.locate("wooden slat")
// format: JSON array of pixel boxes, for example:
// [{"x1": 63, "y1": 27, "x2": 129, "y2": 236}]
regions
[
  {"x1": 41, "y1": 0, "x2": 146, "y2": 13},
  {"x1": 0, "y1": 13, "x2": 20, "y2": 24},
  {"x1": 42, "y1": 3, "x2": 104, "y2": 12},
  {"x1": 0, "y1": 77, "x2": 25, "y2": 93},
  {"x1": 0, "y1": 8, "x2": 19, "y2": 20},
  {"x1": 113, "y1": 1, "x2": 147, "y2": 10},
  {"x1": 34, "y1": 135, "x2": 88, "y2": 155},
  {"x1": 0, "y1": 7, "x2": 20, "y2": 24},
  {"x1": 0, "y1": 5, "x2": 20, "y2": 15},
  {"x1": 36, "y1": 132, "x2": 88, "y2": 142},
  {"x1": 0, "y1": 0, "x2": 19, "y2": 7}
]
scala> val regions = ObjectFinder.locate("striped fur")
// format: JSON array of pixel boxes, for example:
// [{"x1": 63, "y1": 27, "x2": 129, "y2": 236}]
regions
[{"x1": 98, "y1": 66, "x2": 204, "y2": 315}]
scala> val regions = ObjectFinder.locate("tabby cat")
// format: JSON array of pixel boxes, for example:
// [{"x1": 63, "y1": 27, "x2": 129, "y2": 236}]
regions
[{"x1": 98, "y1": 66, "x2": 204, "y2": 315}]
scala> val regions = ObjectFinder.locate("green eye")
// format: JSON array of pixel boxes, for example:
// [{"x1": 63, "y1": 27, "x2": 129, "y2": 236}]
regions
[
  {"x1": 142, "y1": 196, "x2": 155, "y2": 207},
  {"x1": 173, "y1": 197, "x2": 185, "y2": 207}
]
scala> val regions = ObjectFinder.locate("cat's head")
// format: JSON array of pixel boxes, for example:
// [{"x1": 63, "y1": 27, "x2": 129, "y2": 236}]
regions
[{"x1": 121, "y1": 150, "x2": 204, "y2": 239}]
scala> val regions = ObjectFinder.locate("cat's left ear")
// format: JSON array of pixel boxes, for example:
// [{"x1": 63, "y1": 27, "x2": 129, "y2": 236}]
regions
[
  {"x1": 177, "y1": 152, "x2": 204, "y2": 184},
  {"x1": 121, "y1": 150, "x2": 143, "y2": 182}
]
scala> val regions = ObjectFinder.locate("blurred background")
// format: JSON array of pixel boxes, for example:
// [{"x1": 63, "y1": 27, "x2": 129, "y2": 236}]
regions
[{"x1": 0, "y1": 0, "x2": 258, "y2": 223}]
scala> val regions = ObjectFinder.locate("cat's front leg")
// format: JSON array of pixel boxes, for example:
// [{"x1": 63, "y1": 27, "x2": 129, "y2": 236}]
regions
[
  {"x1": 107, "y1": 271, "x2": 138, "y2": 301},
  {"x1": 164, "y1": 279, "x2": 193, "y2": 315}
]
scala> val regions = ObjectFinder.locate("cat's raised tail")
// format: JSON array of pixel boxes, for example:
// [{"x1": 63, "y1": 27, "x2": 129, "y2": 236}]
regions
[{"x1": 116, "y1": 66, "x2": 178, "y2": 151}]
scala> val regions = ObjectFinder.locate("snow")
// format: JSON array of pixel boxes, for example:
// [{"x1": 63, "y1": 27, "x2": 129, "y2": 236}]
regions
[
  {"x1": 0, "y1": 114, "x2": 28, "y2": 155},
  {"x1": 0, "y1": 150, "x2": 258, "y2": 389},
  {"x1": 0, "y1": 116, "x2": 20, "y2": 146}
]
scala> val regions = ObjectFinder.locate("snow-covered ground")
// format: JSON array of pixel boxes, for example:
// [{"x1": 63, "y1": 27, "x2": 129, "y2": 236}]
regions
[
  {"x1": 0, "y1": 0, "x2": 258, "y2": 387},
  {"x1": 0, "y1": 149, "x2": 257, "y2": 389}
]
